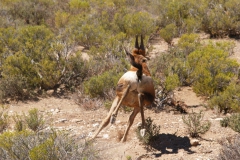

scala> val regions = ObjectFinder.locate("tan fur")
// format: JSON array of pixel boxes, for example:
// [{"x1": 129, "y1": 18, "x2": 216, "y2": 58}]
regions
[{"x1": 91, "y1": 36, "x2": 155, "y2": 142}]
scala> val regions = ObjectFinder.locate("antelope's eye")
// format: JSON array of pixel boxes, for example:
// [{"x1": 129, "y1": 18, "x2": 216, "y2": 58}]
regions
[{"x1": 142, "y1": 59, "x2": 146, "y2": 63}]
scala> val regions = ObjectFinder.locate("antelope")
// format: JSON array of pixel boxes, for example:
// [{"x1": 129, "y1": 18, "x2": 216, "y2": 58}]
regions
[{"x1": 91, "y1": 35, "x2": 155, "y2": 142}]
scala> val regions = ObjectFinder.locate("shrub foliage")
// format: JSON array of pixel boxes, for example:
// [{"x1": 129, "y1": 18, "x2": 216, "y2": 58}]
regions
[
  {"x1": 136, "y1": 117, "x2": 160, "y2": 145},
  {"x1": 182, "y1": 111, "x2": 211, "y2": 137},
  {"x1": 0, "y1": 130, "x2": 99, "y2": 160}
]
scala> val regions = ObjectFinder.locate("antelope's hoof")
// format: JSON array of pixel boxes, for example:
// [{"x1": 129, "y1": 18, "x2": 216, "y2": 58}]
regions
[
  {"x1": 110, "y1": 115, "x2": 116, "y2": 124},
  {"x1": 140, "y1": 129, "x2": 146, "y2": 137},
  {"x1": 121, "y1": 137, "x2": 126, "y2": 143}
]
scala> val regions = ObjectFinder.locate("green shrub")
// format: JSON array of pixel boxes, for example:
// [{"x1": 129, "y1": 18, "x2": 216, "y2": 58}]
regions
[
  {"x1": 24, "y1": 108, "x2": 44, "y2": 132},
  {"x1": 159, "y1": 23, "x2": 177, "y2": 45},
  {"x1": 13, "y1": 114, "x2": 24, "y2": 132},
  {"x1": 164, "y1": 74, "x2": 180, "y2": 92},
  {"x1": 1, "y1": 26, "x2": 62, "y2": 90},
  {"x1": 218, "y1": 135, "x2": 240, "y2": 160},
  {"x1": 0, "y1": 76, "x2": 31, "y2": 101},
  {"x1": 220, "y1": 114, "x2": 240, "y2": 133},
  {"x1": 220, "y1": 117, "x2": 230, "y2": 128},
  {"x1": 0, "y1": 105, "x2": 8, "y2": 133},
  {"x1": 209, "y1": 83, "x2": 240, "y2": 113},
  {"x1": 123, "y1": 11, "x2": 156, "y2": 36},
  {"x1": 228, "y1": 114, "x2": 240, "y2": 133},
  {"x1": 0, "y1": 130, "x2": 32, "y2": 159},
  {"x1": 188, "y1": 44, "x2": 239, "y2": 96},
  {"x1": 182, "y1": 111, "x2": 211, "y2": 137},
  {"x1": 0, "y1": 130, "x2": 99, "y2": 160},
  {"x1": 177, "y1": 33, "x2": 201, "y2": 56},
  {"x1": 84, "y1": 68, "x2": 123, "y2": 98},
  {"x1": 29, "y1": 137, "x2": 56, "y2": 160},
  {"x1": 136, "y1": 117, "x2": 160, "y2": 145}
]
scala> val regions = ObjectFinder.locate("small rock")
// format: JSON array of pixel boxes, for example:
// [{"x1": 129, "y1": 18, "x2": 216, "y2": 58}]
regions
[
  {"x1": 56, "y1": 119, "x2": 68, "y2": 123},
  {"x1": 59, "y1": 84, "x2": 65, "y2": 89},
  {"x1": 46, "y1": 90, "x2": 54, "y2": 95},
  {"x1": 92, "y1": 123, "x2": 99, "y2": 127},
  {"x1": 191, "y1": 139, "x2": 200, "y2": 146},
  {"x1": 54, "y1": 108, "x2": 60, "y2": 113},
  {"x1": 50, "y1": 108, "x2": 60, "y2": 114},
  {"x1": 88, "y1": 132, "x2": 93, "y2": 137},
  {"x1": 71, "y1": 119, "x2": 83, "y2": 123},
  {"x1": 103, "y1": 134, "x2": 109, "y2": 139},
  {"x1": 56, "y1": 88, "x2": 61, "y2": 93},
  {"x1": 214, "y1": 118, "x2": 223, "y2": 121},
  {"x1": 226, "y1": 113, "x2": 232, "y2": 117}
]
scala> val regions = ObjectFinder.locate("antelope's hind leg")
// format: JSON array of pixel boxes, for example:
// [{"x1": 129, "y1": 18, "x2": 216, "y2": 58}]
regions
[
  {"x1": 138, "y1": 93, "x2": 146, "y2": 137},
  {"x1": 91, "y1": 97, "x2": 119, "y2": 140},
  {"x1": 121, "y1": 107, "x2": 140, "y2": 142}
]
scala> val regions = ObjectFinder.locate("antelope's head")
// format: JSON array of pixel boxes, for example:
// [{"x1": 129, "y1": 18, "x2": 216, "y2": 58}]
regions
[{"x1": 124, "y1": 35, "x2": 151, "y2": 82}]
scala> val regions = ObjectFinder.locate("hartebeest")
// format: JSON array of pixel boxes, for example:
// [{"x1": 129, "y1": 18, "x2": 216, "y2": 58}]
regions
[{"x1": 91, "y1": 35, "x2": 155, "y2": 142}]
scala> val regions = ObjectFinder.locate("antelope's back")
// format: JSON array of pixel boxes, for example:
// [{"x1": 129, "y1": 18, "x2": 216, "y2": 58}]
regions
[{"x1": 116, "y1": 71, "x2": 155, "y2": 104}]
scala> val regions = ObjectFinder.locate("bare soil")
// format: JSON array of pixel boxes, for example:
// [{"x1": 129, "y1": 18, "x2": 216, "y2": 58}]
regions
[{"x1": 6, "y1": 36, "x2": 240, "y2": 160}]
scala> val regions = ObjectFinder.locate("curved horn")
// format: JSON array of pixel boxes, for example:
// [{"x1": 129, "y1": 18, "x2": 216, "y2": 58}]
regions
[
  {"x1": 135, "y1": 35, "x2": 139, "y2": 49},
  {"x1": 140, "y1": 35, "x2": 145, "y2": 51}
]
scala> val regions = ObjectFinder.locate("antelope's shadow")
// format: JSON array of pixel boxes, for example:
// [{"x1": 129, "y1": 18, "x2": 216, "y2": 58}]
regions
[{"x1": 147, "y1": 133, "x2": 195, "y2": 157}]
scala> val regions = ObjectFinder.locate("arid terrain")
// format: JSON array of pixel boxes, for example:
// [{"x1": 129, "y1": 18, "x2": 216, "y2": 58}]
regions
[{"x1": 6, "y1": 36, "x2": 240, "y2": 160}]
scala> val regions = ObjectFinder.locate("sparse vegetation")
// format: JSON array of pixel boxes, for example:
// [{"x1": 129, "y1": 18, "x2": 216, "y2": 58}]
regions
[
  {"x1": 182, "y1": 111, "x2": 211, "y2": 137},
  {"x1": 24, "y1": 108, "x2": 44, "y2": 132},
  {"x1": 0, "y1": 130, "x2": 99, "y2": 160},
  {"x1": 136, "y1": 117, "x2": 160, "y2": 145},
  {"x1": 220, "y1": 117, "x2": 230, "y2": 128},
  {"x1": 0, "y1": 0, "x2": 240, "y2": 102},
  {"x1": 84, "y1": 68, "x2": 124, "y2": 98},
  {"x1": 209, "y1": 82, "x2": 240, "y2": 113},
  {"x1": 12, "y1": 114, "x2": 24, "y2": 132},
  {"x1": 218, "y1": 135, "x2": 240, "y2": 160},
  {"x1": 220, "y1": 113, "x2": 240, "y2": 133},
  {"x1": 0, "y1": 105, "x2": 8, "y2": 133}
]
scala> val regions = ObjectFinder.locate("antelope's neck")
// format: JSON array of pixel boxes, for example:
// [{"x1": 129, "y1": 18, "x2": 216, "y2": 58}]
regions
[{"x1": 130, "y1": 64, "x2": 151, "y2": 76}]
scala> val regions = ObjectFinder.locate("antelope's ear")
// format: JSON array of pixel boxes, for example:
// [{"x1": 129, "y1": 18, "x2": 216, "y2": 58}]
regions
[
  {"x1": 124, "y1": 48, "x2": 134, "y2": 62},
  {"x1": 135, "y1": 35, "x2": 139, "y2": 49}
]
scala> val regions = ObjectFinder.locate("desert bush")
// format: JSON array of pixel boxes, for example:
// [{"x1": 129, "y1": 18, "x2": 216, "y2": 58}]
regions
[
  {"x1": 0, "y1": 105, "x2": 8, "y2": 133},
  {"x1": 1, "y1": 26, "x2": 62, "y2": 90},
  {"x1": 159, "y1": 23, "x2": 177, "y2": 45},
  {"x1": 220, "y1": 117, "x2": 230, "y2": 128},
  {"x1": 84, "y1": 67, "x2": 123, "y2": 98},
  {"x1": 218, "y1": 135, "x2": 240, "y2": 160},
  {"x1": 188, "y1": 44, "x2": 239, "y2": 97},
  {"x1": 62, "y1": 52, "x2": 89, "y2": 88},
  {"x1": 6, "y1": 0, "x2": 54, "y2": 25},
  {"x1": 164, "y1": 74, "x2": 180, "y2": 92},
  {"x1": 182, "y1": 111, "x2": 211, "y2": 137},
  {"x1": 220, "y1": 114, "x2": 240, "y2": 133},
  {"x1": 209, "y1": 82, "x2": 240, "y2": 113},
  {"x1": 201, "y1": 0, "x2": 240, "y2": 38},
  {"x1": 136, "y1": 117, "x2": 160, "y2": 145},
  {"x1": 123, "y1": 11, "x2": 156, "y2": 36},
  {"x1": 24, "y1": 108, "x2": 44, "y2": 132},
  {"x1": 0, "y1": 76, "x2": 31, "y2": 101},
  {"x1": 12, "y1": 114, "x2": 24, "y2": 132},
  {"x1": 0, "y1": 130, "x2": 99, "y2": 160},
  {"x1": 228, "y1": 114, "x2": 240, "y2": 133},
  {"x1": 177, "y1": 33, "x2": 201, "y2": 56}
]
